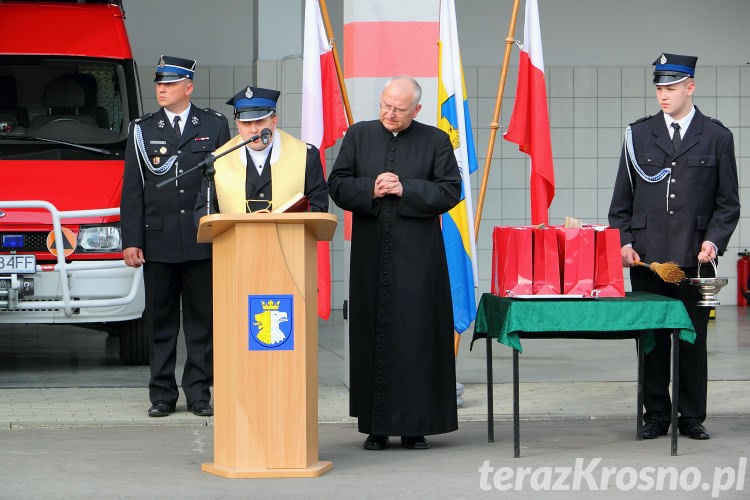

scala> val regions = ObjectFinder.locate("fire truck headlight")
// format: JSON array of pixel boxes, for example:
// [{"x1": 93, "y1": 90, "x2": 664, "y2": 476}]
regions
[{"x1": 77, "y1": 225, "x2": 122, "y2": 252}]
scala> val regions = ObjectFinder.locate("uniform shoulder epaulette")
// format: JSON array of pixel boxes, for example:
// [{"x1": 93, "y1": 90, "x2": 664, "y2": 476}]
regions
[
  {"x1": 709, "y1": 116, "x2": 731, "y2": 131},
  {"x1": 134, "y1": 112, "x2": 155, "y2": 124},
  {"x1": 629, "y1": 114, "x2": 652, "y2": 126},
  {"x1": 202, "y1": 107, "x2": 226, "y2": 119}
]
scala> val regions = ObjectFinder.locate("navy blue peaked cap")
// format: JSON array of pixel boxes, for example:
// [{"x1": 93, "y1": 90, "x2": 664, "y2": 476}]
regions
[
  {"x1": 652, "y1": 53, "x2": 698, "y2": 85},
  {"x1": 154, "y1": 55, "x2": 196, "y2": 83},
  {"x1": 227, "y1": 86, "x2": 280, "y2": 121}
]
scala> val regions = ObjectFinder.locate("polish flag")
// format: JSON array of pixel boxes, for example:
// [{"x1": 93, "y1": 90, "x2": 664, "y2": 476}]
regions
[
  {"x1": 302, "y1": 0, "x2": 348, "y2": 320},
  {"x1": 503, "y1": 0, "x2": 554, "y2": 225}
]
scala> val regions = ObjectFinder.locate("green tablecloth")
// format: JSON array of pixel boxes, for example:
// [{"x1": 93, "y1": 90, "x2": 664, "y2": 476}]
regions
[{"x1": 471, "y1": 291, "x2": 696, "y2": 354}]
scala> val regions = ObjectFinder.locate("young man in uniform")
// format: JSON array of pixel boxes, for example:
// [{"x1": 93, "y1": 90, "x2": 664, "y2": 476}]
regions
[{"x1": 609, "y1": 53, "x2": 739, "y2": 440}]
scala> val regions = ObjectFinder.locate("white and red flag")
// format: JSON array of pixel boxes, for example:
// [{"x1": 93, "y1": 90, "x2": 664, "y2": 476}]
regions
[
  {"x1": 302, "y1": 0, "x2": 348, "y2": 320},
  {"x1": 504, "y1": 0, "x2": 555, "y2": 225}
]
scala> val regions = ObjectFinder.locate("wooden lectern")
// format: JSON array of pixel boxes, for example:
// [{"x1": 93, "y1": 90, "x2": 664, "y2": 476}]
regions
[{"x1": 197, "y1": 212, "x2": 337, "y2": 478}]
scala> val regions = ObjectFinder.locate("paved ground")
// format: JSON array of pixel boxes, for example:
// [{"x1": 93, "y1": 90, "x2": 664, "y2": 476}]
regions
[
  {"x1": 2, "y1": 380, "x2": 750, "y2": 428},
  {"x1": 2, "y1": 419, "x2": 749, "y2": 499},
  {"x1": 0, "y1": 306, "x2": 748, "y2": 498}
]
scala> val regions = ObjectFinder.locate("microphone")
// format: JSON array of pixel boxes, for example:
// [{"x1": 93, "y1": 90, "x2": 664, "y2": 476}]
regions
[
  {"x1": 156, "y1": 128, "x2": 273, "y2": 189},
  {"x1": 261, "y1": 128, "x2": 272, "y2": 145}
]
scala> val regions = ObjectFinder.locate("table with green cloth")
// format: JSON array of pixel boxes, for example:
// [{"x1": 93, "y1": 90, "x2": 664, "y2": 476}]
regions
[{"x1": 470, "y1": 291, "x2": 696, "y2": 457}]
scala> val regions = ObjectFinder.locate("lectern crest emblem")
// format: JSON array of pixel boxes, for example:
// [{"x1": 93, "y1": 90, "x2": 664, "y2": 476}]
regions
[{"x1": 248, "y1": 294, "x2": 294, "y2": 350}]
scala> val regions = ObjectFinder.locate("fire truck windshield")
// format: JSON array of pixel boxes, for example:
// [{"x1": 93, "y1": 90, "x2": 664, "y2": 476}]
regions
[{"x1": 0, "y1": 56, "x2": 135, "y2": 149}]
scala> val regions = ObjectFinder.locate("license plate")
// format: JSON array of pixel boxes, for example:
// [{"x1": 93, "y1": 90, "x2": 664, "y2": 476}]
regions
[{"x1": 0, "y1": 254, "x2": 37, "y2": 274}]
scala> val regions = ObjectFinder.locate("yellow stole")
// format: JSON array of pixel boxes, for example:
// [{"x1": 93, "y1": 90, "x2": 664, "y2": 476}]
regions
[{"x1": 213, "y1": 129, "x2": 306, "y2": 213}]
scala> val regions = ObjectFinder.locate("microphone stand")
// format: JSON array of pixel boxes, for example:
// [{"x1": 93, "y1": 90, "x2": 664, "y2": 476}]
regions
[{"x1": 155, "y1": 130, "x2": 271, "y2": 217}]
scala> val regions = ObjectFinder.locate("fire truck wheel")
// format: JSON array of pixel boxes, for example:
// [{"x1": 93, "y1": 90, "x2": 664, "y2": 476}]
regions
[{"x1": 116, "y1": 317, "x2": 149, "y2": 365}]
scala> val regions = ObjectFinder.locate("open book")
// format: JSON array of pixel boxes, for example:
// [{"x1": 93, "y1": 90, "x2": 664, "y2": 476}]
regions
[{"x1": 273, "y1": 192, "x2": 309, "y2": 213}]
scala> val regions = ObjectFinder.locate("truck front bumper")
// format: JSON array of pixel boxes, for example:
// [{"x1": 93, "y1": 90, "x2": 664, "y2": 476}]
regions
[{"x1": 0, "y1": 261, "x2": 144, "y2": 323}]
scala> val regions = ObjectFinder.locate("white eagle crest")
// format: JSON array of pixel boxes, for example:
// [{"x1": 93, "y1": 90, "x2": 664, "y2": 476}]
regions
[{"x1": 254, "y1": 310, "x2": 288, "y2": 345}]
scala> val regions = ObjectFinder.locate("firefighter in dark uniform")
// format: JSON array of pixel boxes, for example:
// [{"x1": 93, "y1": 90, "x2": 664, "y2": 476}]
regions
[
  {"x1": 609, "y1": 53, "x2": 740, "y2": 440},
  {"x1": 121, "y1": 55, "x2": 230, "y2": 417},
  {"x1": 193, "y1": 86, "x2": 328, "y2": 218}
]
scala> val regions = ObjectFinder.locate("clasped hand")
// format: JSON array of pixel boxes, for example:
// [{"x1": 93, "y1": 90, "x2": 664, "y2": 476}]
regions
[{"x1": 373, "y1": 172, "x2": 403, "y2": 198}]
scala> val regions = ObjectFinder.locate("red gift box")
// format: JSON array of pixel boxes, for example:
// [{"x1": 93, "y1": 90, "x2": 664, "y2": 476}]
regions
[
  {"x1": 593, "y1": 226, "x2": 625, "y2": 297},
  {"x1": 555, "y1": 226, "x2": 595, "y2": 296},
  {"x1": 492, "y1": 226, "x2": 533, "y2": 297},
  {"x1": 532, "y1": 227, "x2": 561, "y2": 294}
]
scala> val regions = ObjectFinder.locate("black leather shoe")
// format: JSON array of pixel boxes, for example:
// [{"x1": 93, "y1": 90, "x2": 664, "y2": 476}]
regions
[
  {"x1": 679, "y1": 421, "x2": 710, "y2": 440},
  {"x1": 188, "y1": 401, "x2": 213, "y2": 417},
  {"x1": 363, "y1": 434, "x2": 389, "y2": 450},
  {"x1": 148, "y1": 401, "x2": 175, "y2": 417},
  {"x1": 401, "y1": 436, "x2": 430, "y2": 449},
  {"x1": 642, "y1": 420, "x2": 669, "y2": 439}
]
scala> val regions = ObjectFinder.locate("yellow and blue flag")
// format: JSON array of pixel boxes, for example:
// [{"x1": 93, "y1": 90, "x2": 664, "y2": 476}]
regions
[{"x1": 438, "y1": 0, "x2": 478, "y2": 334}]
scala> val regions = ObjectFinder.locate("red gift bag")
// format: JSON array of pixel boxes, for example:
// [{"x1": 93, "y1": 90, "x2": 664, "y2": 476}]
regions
[
  {"x1": 492, "y1": 226, "x2": 533, "y2": 296},
  {"x1": 555, "y1": 226, "x2": 595, "y2": 295},
  {"x1": 593, "y1": 227, "x2": 625, "y2": 297},
  {"x1": 532, "y1": 227, "x2": 561, "y2": 294}
]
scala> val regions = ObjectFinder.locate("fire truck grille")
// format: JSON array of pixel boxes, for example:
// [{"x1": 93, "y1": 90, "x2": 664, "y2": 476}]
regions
[{"x1": 0, "y1": 232, "x2": 50, "y2": 253}]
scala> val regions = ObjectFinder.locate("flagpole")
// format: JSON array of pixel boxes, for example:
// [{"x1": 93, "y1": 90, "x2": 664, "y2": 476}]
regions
[
  {"x1": 473, "y1": 0, "x2": 521, "y2": 240},
  {"x1": 457, "y1": 0, "x2": 520, "y2": 360},
  {"x1": 318, "y1": 0, "x2": 354, "y2": 125}
]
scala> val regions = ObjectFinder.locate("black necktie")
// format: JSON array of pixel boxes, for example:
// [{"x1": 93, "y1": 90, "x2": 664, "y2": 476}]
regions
[
  {"x1": 671, "y1": 122, "x2": 681, "y2": 152},
  {"x1": 173, "y1": 115, "x2": 182, "y2": 141}
]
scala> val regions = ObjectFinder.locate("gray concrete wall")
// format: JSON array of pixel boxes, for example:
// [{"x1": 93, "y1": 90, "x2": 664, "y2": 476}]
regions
[
  {"x1": 456, "y1": 0, "x2": 750, "y2": 66},
  {"x1": 122, "y1": 0, "x2": 750, "y2": 307}
]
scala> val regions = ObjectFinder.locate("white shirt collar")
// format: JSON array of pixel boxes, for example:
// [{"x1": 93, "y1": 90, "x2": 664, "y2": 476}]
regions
[
  {"x1": 239, "y1": 129, "x2": 281, "y2": 176},
  {"x1": 663, "y1": 104, "x2": 695, "y2": 138},
  {"x1": 241, "y1": 143, "x2": 272, "y2": 176},
  {"x1": 163, "y1": 104, "x2": 191, "y2": 133}
]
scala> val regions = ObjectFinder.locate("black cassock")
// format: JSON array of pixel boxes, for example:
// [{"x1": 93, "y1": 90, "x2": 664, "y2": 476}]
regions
[{"x1": 328, "y1": 119, "x2": 461, "y2": 436}]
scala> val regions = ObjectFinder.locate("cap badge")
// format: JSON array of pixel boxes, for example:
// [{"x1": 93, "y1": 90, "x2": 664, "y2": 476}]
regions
[
  {"x1": 159, "y1": 146, "x2": 167, "y2": 154},
  {"x1": 158, "y1": 56, "x2": 165, "y2": 69},
  {"x1": 245, "y1": 87, "x2": 254, "y2": 99},
  {"x1": 660, "y1": 54, "x2": 667, "y2": 64}
]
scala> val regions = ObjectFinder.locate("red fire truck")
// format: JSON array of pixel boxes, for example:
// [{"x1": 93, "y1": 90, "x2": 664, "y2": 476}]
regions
[{"x1": 0, "y1": 0, "x2": 147, "y2": 364}]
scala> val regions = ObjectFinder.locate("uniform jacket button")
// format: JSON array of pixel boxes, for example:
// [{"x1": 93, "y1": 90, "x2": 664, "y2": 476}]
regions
[
  {"x1": 669, "y1": 193, "x2": 675, "y2": 199},
  {"x1": 671, "y1": 161, "x2": 676, "y2": 167},
  {"x1": 259, "y1": 193, "x2": 265, "y2": 198},
  {"x1": 180, "y1": 209, "x2": 185, "y2": 214}
]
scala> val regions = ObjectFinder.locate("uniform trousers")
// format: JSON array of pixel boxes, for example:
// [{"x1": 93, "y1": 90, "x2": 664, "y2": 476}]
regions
[
  {"x1": 630, "y1": 265, "x2": 709, "y2": 426},
  {"x1": 144, "y1": 259, "x2": 213, "y2": 406}
]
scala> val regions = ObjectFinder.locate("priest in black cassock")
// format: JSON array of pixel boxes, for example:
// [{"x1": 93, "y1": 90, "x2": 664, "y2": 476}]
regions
[{"x1": 328, "y1": 75, "x2": 461, "y2": 450}]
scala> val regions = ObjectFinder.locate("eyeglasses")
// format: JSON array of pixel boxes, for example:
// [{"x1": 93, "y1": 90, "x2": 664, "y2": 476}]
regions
[
  {"x1": 379, "y1": 102, "x2": 412, "y2": 117},
  {"x1": 246, "y1": 199, "x2": 272, "y2": 213}
]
